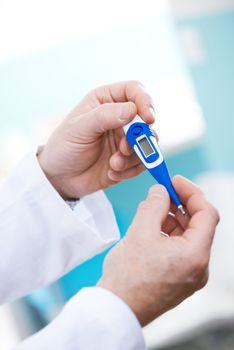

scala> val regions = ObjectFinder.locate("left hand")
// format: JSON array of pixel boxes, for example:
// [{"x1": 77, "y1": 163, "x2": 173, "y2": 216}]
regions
[{"x1": 38, "y1": 81, "x2": 155, "y2": 198}]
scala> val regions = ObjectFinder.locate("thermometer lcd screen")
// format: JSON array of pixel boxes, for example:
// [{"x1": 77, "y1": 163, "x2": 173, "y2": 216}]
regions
[{"x1": 138, "y1": 136, "x2": 155, "y2": 157}]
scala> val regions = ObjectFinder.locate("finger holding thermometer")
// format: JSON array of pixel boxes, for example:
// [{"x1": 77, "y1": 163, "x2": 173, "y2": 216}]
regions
[{"x1": 123, "y1": 115, "x2": 185, "y2": 215}]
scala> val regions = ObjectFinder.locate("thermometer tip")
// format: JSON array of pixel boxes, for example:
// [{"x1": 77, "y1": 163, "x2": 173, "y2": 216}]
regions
[{"x1": 178, "y1": 205, "x2": 186, "y2": 215}]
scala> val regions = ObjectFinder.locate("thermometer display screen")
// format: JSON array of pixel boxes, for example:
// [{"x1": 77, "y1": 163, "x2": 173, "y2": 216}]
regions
[{"x1": 138, "y1": 136, "x2": 155, "y2": 157}]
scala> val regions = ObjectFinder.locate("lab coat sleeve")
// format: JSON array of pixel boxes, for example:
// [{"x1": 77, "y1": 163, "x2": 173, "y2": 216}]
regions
[
  {"x1": 0, "y1": 152, "x2": 120, "y2": 304},
  {"x1": 15, "y1": 287, "x2": 146, "y2": 350}
]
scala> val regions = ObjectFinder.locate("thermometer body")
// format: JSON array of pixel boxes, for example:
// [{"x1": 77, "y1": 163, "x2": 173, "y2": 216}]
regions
[{"x1": 123, "y1": 115, "x2": 184, "y2": 213}]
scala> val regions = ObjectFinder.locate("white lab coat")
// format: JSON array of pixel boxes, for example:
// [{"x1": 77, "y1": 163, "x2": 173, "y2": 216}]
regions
[{"x1": 0, "y1": 152, "x2": 145, "y2": 349}]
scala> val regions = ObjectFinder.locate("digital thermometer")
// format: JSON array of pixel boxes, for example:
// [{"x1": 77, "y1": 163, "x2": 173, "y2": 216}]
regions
[{"x1": 123, "y1": 115, "x2": 185, "y2": 214}]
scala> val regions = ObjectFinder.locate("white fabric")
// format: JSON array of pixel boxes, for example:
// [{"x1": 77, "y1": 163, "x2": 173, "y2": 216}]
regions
[
  {"x1": 0, "y1": 152, "x2": 145, "y2": 349},
  {"x1": 16, "y1": 287, "x2": 145, "y2": 350}
]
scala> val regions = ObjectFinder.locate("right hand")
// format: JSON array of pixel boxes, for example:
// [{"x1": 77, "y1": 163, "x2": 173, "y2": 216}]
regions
[
  {"x1": 98, "y1": 176, "x2": 220, "y2": 326},
  {"x1": 38, "y1": 81, "x2": 155, "y2": 199}
]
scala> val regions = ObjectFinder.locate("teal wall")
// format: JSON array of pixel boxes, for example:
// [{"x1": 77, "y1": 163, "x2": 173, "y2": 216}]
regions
[{"x1": 176, "y1": 10, "x2": 234, "y2": 172}]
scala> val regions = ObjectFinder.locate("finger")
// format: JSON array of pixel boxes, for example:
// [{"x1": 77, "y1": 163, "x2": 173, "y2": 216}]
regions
[
  {"x1": 132, "y1": 184, "x2": 171, "y2": 233},
  {"x1": 162, "y1": 212, "x2": 177, "y2": 233},
  {"x1": 108, "y1": 163, "x2": 145, "y2": 181},
  {"x1": 109, "y1": 151, "x2": 141, "y2": 172},
  {"x1": 172, "y1": 175, "x2": 204, "y2": 207},
  {"x1": 77, "y1": 102, "x2": 137, "y2": 137},
  {"x1": 185, "y1": 193, "x2": 220, "y2": 249},
  {"x1": 173, "y1": 175, "x2": 220, "y2": 248},
  {"x1": 162, "y1": 212, "x2": 183, "y2": 235},
  {"x1": 94, "y1": 81, "x2": 156, "y2": 124},
  {"x1": 119, "y1": 135, "x2": 134, "y2": 156},
  {"x1": 169, "y1": 201, "x2": 190, "y2": 230},
  {"x1": 175, "y1": 209, "x2": 190, "y2": 230},
  {"x1": 151, "y1": 128, "x2": 159, "y2": 142},
  {"x1": 171, "y1": 176, "x2": 199, "y2": 229},
  {"x1": 170, "y1": 225, "x2": 184, "y2": 237},
  {"x1": 119, "y1": 129, "x2": 159, "y2": 156}
]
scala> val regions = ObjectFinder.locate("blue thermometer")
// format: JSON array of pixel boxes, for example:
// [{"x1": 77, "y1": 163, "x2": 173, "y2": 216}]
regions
[{"x1": 123, "y1": 115, "x2": 185, "y2": 214}]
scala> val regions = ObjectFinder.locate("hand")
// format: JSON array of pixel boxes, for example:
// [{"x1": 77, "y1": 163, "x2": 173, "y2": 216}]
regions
[
  {"x1": 98, "y1": 176, "x2": 220, "y2": 326},
  {"x1": 38, "y1": 81, "x2": 155, "y2": 199}
]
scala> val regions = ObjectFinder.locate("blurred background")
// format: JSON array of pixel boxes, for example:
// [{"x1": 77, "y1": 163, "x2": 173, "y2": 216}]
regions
[{"x1": 0, "y1": 0, "x2": 234, "y2": 349}]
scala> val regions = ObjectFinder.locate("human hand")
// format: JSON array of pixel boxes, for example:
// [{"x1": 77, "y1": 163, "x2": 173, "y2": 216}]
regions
[
  {"x1": 98, "y1": 176, "x2": 220, "y2": 326},
  {"x1": 38, "y1": 81, "x2": 155, "y2": 199}
]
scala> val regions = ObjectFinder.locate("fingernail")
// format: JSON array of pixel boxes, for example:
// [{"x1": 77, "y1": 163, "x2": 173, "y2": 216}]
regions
[
  {"x1": 108, "y1": 169, "x2": 119, "y2": 182},
  {"x1": 174, "y1": 175, "x2": 192, "y2": 184},
  {"x1": 149, "y1": 107, "x2": 156, "y2": 120},
  {"x1": 114, "y1": 155, "x2": 126, "y2": 169},
  {"x1": 149, "y1": 184, "x2": 167, "y2": 197}
]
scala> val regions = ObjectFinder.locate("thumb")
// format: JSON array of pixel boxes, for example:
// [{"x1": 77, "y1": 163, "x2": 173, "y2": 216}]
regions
[
  {"x1": 133, "y1": 185, "x2": 170, "y2": 233},
  {"x1": 77, "y1": 102, "x2": 137, "y2": 137}
]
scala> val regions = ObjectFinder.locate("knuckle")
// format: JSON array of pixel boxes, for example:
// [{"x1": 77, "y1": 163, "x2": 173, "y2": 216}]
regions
[
  {"x1": 190, "y1": 255, "x2": 209, "y2": 275},
  {"x1": 87, "y1": 86, "x2": 102, "y2": 100},
  {"x1": 202, "y1": 271, "x2": 209, "y2": 286},
  {"x1": 149, "y1": 184, "x2": 167, "y2": 198},
  {"x1": 138, "y1": 200, "x2": 151, "y2": 212},
  {"x1": 197, "y1": 271, "x2": 209, "y2": 290},
  {"x1": 212, "y1": 206, "x2": 220, "y2": 225},
  {"x1": 96, "y1": 105, "x2": 107, "y2": 123},
  {"x1": 205, "y1": 202, "x2": 220, "y2": 225},
  {"x1": 98, "y1": 103, "x2": 112, "y2": 119},
  {"x1": 207, "y1": 203, "x2": 220, "y2": 225},
  {"x1": 128, "y1": 80, "x2": 144, "y2": 88},
  {"x1": 125, "y1": 101, "x2": 136, "y2": 114}
]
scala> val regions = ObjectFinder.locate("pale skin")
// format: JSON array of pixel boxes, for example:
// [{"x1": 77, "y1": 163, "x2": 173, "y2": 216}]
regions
[
  {"x1": 38, "y1": 81, "x2": 155, "y2": 199},
  {"x1": 39, "y1": 81, "x2": 220, "y2": 327},
  {"x1": 98, "y1": 176, "x2": 220, "y2": 326}
]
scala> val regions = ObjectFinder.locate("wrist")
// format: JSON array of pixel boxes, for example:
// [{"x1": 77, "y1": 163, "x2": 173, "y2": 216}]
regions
[
  {"x1": 37, "y1": 151, "x2": 78, "y2": 201},
  {"x1": 97, "y1": 278, "x2": 147, "y2": 327}
]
